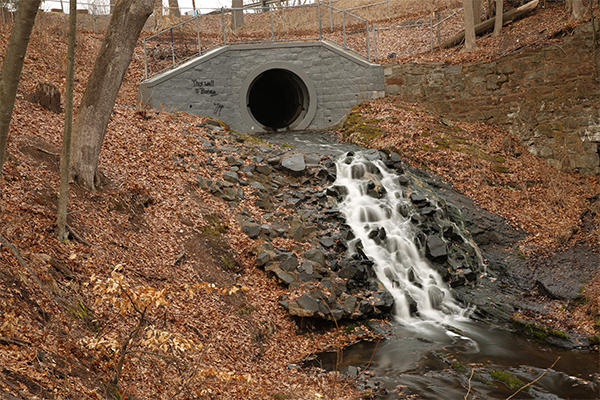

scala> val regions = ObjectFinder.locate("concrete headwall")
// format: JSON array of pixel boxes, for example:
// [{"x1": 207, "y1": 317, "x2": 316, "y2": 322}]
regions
[
  {"x1": 384, "y1": 21, "x2": 600, "y2": 176},
  {"x1": 139, "y1": 41, "x2": 385, "y2": 134}
]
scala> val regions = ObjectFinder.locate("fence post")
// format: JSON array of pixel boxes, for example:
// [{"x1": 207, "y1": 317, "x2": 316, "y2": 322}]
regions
[
  {"x1": 318, "y1": 2, "x2": 322, "y2": 40},
  {"x1": 170, "y1": 28, "x2": 175, "y2": 66},
  {"x1": 429, "y1": 13, "x2": 433, "y2": 52},
  {"x1": 143, "y1": 38, "x2": 148, "y2": 79},
  {"x1": 196, "y1": 15, "x2": 202, "y2": 55},
  {"x1": 221, "y1": 7, "x2": 227, "y2": 44},
  {"x1": 373, "y1": 27, "x2": 377, "y2": 61},
  {"x1": 270, "y1": 7, "x2": 275, "y2": 42},
  {"x1": 343, "y1": 10, "x2": 346, "y2": 48},
  {"x1": 388, "y1": 0, "x2": 391, "y2": 22},
  {"x1": 329, "y1": 0, "x2": 333, "y2": 33},
  {"x1": 366, "y1": 20, "x2": 370, "y2": 61}
]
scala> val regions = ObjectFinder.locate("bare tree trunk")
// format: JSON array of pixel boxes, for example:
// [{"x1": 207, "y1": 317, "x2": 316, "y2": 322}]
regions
[
  {"x1": 565, "y1": 0, "x2": 573, "y2": 14},
  {"x1": 110, "y1": 0, "x2": 116, "y2": 13},
  {"x1": 473, "y1": 0, "x2": 482, "y2": 24},
  {"x1": 572, "y1": 0, "x2": 583, "y2": 19},
  {"x1": 168, "y1": 0, "x2": 181, "y2": 18},
  {"x1": 463, "y1": 0, "x2": 478, "y2": 51},
  {"x1": 231, "y1": 0, "x2": 244, "y2": 30},
  {"x1": 57, "y1": 0, "x2": 77, "y2": 240},
  {"x1": 493, "y1": 0, "x2": 503, "y2": 37},
  {"x1": 0, "y1": 0, "x2": 42, "y2": 179},
  {"x1": 70, "y1": 0, "x2": 155, "y2": 191}
]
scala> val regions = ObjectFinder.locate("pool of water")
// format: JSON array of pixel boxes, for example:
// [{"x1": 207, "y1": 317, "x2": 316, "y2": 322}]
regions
[{"x1": 312, "y1": 320, "x2": 599, "y2": 399}]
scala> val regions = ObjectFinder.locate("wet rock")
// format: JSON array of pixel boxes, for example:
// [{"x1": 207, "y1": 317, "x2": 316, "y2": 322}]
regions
[
  {"x1": 426, "y1": 235, "x2": 448, "y2": 263},
  {"x1": 338, "y1": 262, "x2": 365, "y2": 280},
  {"x1": 281, "y1": 154, "x2": 306, "y2": 176},
  {"x1": 397, "y1": 175, "x2": 411, "y2": 186},
  {"x1": 371, "y1": 291, "x2": 395, "y2": 313},
  {"x1": 359, "y1": 300, "x2": 374, "y2": 315},
  {"x1": 405, "y1": 294, "x2": 418, "y2": 315},
  {"x1": 410, "y1": 193, "x2": 429, "y2": 206},
  {"x1": 428, "y1": 286, "x2": 445, "y2": 309}
]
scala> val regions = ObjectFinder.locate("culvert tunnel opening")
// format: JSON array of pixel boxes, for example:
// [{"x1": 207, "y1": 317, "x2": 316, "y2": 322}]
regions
[{"x1": 247, "y1": 68, "x2": 308, "y2": 131}]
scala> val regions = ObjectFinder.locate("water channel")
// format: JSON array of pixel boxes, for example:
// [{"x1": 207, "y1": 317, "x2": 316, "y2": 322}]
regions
[{"x1": 259, "y1": 131, "x2": 599, "y2": 400}]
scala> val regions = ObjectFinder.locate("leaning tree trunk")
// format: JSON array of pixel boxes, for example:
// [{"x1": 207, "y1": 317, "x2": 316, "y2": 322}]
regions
[
  {"x1": 0, "y1": 0, "x2": 42, "y2": 179},
  {"x1": 70, "y1": 0, "x2": 154, "y2": 190}
]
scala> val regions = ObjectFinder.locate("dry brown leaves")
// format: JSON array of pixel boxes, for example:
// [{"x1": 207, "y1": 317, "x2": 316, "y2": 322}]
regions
[{"x1": 0, "y1": 14, "x2": 361, "y2": 400}]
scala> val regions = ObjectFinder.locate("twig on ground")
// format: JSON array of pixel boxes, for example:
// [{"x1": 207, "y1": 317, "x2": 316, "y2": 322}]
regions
[
  {"x1": 0, "y1": 232, "x2": 54, "y2": 298},
  {"x1": 465, "y1": 368, "x2": 474, "y2": 399},
  {"x1": 505, "y1": 356, "x2": 560, "y2": 400},
  {"x1": 67, "y1": 223, "x2": 93, "y2": 246}
]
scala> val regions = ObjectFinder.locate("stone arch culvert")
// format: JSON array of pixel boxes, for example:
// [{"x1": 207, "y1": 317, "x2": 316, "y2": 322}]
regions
[{"x1": 138, "y1": 41, "x2": 385, "y2": 133}]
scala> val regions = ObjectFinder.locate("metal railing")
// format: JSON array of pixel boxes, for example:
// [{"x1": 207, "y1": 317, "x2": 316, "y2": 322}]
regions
[{"x1": 143, "y1": 2, "x2": 372, "y2": 79}]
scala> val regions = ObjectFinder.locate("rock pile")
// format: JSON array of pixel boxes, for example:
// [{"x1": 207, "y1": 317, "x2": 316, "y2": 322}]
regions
[{"x1": 191, "y1": 123, "x2": 484, "y2": 321}]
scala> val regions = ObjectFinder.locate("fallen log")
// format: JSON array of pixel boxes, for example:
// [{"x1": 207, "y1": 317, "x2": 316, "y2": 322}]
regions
[{"x1": 442, "y1": 0, "x2": 539, "y2": 48}]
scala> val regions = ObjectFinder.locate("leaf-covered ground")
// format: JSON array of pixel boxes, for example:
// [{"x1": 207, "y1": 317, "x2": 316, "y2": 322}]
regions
[{"x1": 0, "y1": 3, "x2": 599, "y2": 399}]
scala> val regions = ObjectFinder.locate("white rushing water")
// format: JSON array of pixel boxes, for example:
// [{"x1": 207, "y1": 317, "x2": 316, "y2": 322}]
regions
[{"x1": 334, "y1": 152, "x2": 472, "y2": 332}]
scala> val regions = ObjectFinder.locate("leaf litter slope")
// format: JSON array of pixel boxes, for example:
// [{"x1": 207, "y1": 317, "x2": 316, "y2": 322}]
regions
[
  {"x1": 0, "y1": 4, "x2": 599, "y2": 399},
  {"x1": 0, "y1": 13, "x2": 361, "y2": 400}
]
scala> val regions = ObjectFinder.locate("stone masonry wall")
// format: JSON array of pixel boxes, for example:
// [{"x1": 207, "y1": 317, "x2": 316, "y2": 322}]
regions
[
  {"x1": 384, "y1": 21, "x2": 600, "y2": 176},
  {"x1": 139, "y1": 41, "x2": 385, "y2": 133}
]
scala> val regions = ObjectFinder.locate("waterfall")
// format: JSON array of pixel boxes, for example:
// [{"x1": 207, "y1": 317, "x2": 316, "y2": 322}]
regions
[{"x1": 334, "y1": 152, "x2": 472, "y2": 329}]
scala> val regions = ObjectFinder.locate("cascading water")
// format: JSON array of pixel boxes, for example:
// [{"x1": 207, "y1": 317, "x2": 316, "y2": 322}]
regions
[
  {"x1": 335, "y1": 151, "x2": 472, "y2": 325},
  {"x1": 258, "y1": 133, "x2": 598, "y2": 399}
]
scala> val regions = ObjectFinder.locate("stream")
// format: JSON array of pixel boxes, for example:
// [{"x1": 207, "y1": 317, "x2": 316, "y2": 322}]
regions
[{"x1": 260, "y1": 131, "x2": 599, "y2": 400}]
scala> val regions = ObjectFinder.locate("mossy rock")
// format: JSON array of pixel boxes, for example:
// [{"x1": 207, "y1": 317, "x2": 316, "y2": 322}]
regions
[
  {"x1": 488, "y1": 369, "x2": 526, "y2": 391},
  {"x1": 510, "y1": 314, "x2": 569, "y2": 341}
]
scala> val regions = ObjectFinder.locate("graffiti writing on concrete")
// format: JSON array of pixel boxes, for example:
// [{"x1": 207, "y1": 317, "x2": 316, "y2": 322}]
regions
[
  {"x1": 192, "y1": 78, "x2": 218, "y2": 97},
  {"x1": 213, "y1": 103, "x2": 224, "y2": 117}
]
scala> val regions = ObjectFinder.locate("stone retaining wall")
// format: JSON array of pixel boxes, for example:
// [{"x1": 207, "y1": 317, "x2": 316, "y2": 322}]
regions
[{"x1": 384, "y1": 21, "x2": 600, "y2": 176}]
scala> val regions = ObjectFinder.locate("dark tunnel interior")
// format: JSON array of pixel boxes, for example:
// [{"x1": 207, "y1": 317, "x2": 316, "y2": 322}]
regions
[{"x1": 247, "y1": 69, "x2": 307, "y2": 130}]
